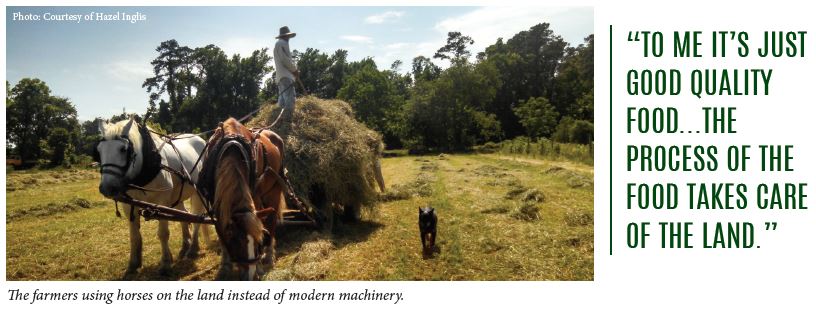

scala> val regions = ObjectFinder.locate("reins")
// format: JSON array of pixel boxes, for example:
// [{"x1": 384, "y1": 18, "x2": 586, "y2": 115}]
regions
[{"x1": 104, "y1": 81, "x2": 309, "y2": 265}]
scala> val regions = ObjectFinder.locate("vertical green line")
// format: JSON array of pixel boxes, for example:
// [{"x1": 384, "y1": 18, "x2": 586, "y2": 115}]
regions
[{"x1": 609, "y1": 25, "x2": 613, "y2": 256}]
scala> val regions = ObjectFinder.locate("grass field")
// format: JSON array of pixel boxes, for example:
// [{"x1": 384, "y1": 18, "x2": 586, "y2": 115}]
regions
[{"x1": 5, "y1": 153, "x2": 593, "y2": 281}]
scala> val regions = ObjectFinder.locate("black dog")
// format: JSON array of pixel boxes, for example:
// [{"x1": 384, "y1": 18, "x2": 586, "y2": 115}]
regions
[{"x1": 418, "y1": 206, "x2": 437, "y2": 254}]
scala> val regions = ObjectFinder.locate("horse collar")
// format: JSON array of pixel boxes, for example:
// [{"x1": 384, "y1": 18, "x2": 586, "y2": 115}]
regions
[{"x1": 129, "y1": 124, "x2": 163, "y2": 187}]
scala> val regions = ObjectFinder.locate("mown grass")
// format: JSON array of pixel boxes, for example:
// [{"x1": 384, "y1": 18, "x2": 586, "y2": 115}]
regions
[{"x1": 6, "y1": 154, "x2": 593, "y2": 281}]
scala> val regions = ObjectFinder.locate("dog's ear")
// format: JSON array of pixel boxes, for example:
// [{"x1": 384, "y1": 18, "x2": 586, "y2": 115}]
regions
[
  {"x1": 429, "y1": 207, "x2": 435, "y2": 212},
  {"x1": 418, "y1": 207, "x2": 422, "y2": 214}
]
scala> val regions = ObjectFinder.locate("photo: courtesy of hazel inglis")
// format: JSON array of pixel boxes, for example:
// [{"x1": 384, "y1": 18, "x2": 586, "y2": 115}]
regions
[{"x1": 11, "y1": 11, "x2": 147, "y2": 23}]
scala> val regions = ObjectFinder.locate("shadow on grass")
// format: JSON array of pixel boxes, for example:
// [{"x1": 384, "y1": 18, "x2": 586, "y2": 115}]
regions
[
  {"x1": 274, "y1": 219, "x2": 384, "y2": 258},
  {"x1": 120, "y1": 257, "x2": 209, "y2": 281},
  {"x1": 422, "y1": 245, "x2": 442, "y2": 260}
]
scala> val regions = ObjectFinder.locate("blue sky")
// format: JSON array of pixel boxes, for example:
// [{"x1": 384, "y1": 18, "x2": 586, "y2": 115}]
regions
[{"x1": 6, "y1": 6, "x2": 593, "y2": 120}]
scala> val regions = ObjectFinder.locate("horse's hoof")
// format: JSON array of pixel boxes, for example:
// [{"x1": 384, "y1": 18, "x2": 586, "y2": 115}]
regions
[
  {"x1": 215, "y1": 267, "x2": 231, "y2": 280},
  {"x1": 158, "y1": 266, "x2": 172, "y2": 276},
  {"x1": 178, "y1": 246, "x2": 190, "y2": 260},
  {"x1": 126, "y1": 261, "x2": 141, "y2": 274},
  {"x1": 184, "y1": 246, "x2": 200, "y2": 259}
]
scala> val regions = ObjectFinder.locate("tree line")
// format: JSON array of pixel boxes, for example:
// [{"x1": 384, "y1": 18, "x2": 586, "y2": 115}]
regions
[{"x1": 5, "y1": 22, "x2": 593, "y2": 167}]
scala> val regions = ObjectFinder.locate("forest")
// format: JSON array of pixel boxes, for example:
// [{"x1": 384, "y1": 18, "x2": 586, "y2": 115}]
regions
[{"x1": 6, "y1": 22, "x2": 593, "y2": 167}]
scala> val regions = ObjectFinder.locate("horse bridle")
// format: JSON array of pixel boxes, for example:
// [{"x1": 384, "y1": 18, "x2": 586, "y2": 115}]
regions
[
  {"x1": 95, "y1": 135, "x2": 136, "y2": 179},
  {"x1": 224, "y1": 207, "x2": 272, "y2": 267}
]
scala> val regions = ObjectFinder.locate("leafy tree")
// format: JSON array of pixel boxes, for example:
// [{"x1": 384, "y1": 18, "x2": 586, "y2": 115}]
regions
[
  {"x1": 7, "y1": 78, "x2": 80, "y2": 166},
  {"x1": 47, "y1": 127, "x2": 71, "y2": 166},
  {"x1": 131, "y1": 24, "x2": 593, "y2": 152},
  {"x1": 552, "y1": 117, "x2": 594, "y2": 144},
  {"x1": 170, "y1": 45, "x2": 271, "y2": 131},
  {"x1": 478, "y1": 23, "x2": 570, "y2": 138},
  {"x1": 480, "y1": 38, "x2": 526, "y2": 137},
  {"x1": 573, "y1": 91, "x2": 594, "y2": 122},
  {"x1": 157, "y1": 99, "x2": 172, "y2": 126},
  {"x1": 293, "y1": 48, "x2": 331, "y2": 96},
  {"x1": 411, "y1": 56, "x2": 440, "y2": 82},
  {"x1": 403, "y1": 61, "x2": 501, "y2": 151},
  {"x1": 434, "y1": 31, "x2": 475, "y2": 63},
  {"x1": 571, "y1": 120, "x2": 594, "y2": 144},
  {"x1": 337, "y1": 62, "x2": 404, "y2": 147},
  {"x1": 386, "y1": 63, "x2": 412, "y2": 102},
  {"x1": 259, "y1": 77, "x2": 278, "y2": 103},
  {"x1": 322, "y1": 49, "x2": 350, "y2": 98},
  {"x1": 6, "y1": 81, "x2": 14, "y2": 157},
  {"x1": 505, "y1": 23, "x2": 568, "y2": 102},
  {"x1": 513, "y1": 97, "x2": 560, "y2": 138},
  {"x1": 142, "y1": 39, "x2": 195, "y2": 127},
  {"x1": 77, "y1": 118, "x2": 103, "y2": 157},
  {"x1": 7, "y1": 79, "x2": 50, "y2": 161},
  {"x1": 553, "y1": 35, "x2": 594, "y2": 120}
]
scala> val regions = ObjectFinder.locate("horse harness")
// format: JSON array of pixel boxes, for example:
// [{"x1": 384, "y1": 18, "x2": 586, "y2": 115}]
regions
[
  {"x1": 94, "y1": 124, "x2": 163, "y2": 187},
  {"x1": 96, "y1": 119, "x2": 306, "y2": 266},
  {"x1": 95, "y1": 123, "x2": 205, "y2": 222},
  {"x1": 197, "y1": 124, "x2": 285, "y2": 266}
]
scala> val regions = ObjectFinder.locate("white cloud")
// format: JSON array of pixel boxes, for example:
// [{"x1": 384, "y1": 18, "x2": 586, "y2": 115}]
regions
[
  {"x1": 218, "y1": 37, "x2": 272, "y2": 57},
  {"x1": 434, "y1": 6, "x2": 593, "y2": 57},
  {"x1": 371, "y1": 7, "x2": 592, "y2": 72},
  {"x1": 364, "y1": 11, "x2": 405, "y2": 24},
  {"x1": 340, "y1": 35, "x2": 374, "y2": 44},
  {"x1": 107, "y1": 61, "x2": 152, "y2": 82},
  {"x1": 385, "y1": 42, "x2": 410, "y2": 50}
]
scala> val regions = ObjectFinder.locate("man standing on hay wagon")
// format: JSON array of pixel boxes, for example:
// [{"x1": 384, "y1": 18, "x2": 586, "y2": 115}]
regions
[{"x1": 274, "y1": 26, "x2": 299, "y2": 134}]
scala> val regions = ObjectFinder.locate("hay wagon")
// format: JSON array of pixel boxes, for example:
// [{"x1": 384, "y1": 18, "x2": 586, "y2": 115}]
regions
[
  {"x1": 117, "y1": 96, "x2": 384, "y2": 232},
  {"x1": 248, "y1": 96, "x2": 385, "y2": 231}
]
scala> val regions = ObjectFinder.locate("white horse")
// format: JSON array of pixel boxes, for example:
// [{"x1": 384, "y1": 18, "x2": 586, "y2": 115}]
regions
[{"x1": 96, "y1": 117, "x2": 208, "y2": 275}]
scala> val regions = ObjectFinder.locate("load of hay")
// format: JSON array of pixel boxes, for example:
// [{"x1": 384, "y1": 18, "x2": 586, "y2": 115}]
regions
[{"x1": 247, "y1": 96, "x2": 384, "y2": 219}]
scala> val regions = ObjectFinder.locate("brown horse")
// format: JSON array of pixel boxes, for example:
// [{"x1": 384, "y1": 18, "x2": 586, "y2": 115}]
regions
[{"x1": 200, "y1": 117, "x2": 286, "y2": 280}]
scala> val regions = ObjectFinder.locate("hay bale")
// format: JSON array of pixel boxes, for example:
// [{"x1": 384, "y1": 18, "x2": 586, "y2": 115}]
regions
[
  {"x1": 480, "y1": 203, "x2": 511, "y2": 214},
  {"x1": 478, "y1": 237, "x2": 504, "y2": 253},
  {"x1": 379, "y1": 172, "x2": 434, "y2": 201},
  {"x1": 544, "y1": 166, "x2": 593, "y2": 188},
  {"x1": 420, "y1": 162, "x2": 438, "y2": 171},
  {"x1": 378, "y1": 188, "x2": 413, "y2": 202},
  {"x1": 520, "y1": 189, "x2": 545, "y2": 203},
  {"x1": 504, "y1": 186, "x2": 526, "y2": 199},
  {"x1": 7, "y1": 197, "x2": 101, "y2": 221},
  {"x1": 289, "y1": 239, "x2": 333, "y2": 280},
  {"x1": 511, "y1": 202, "x2": 541, "y2": 221},
  {"x1": 545, "y1": 166, "x2": 565, "y2": 174},
  {"x1": 266, "y1": 238, "x2": 334, "y2": 281},
  {"x1": 565, "y1": 209, "x2": 593, "y2": 226},
  {"x1": 247, "y1": 96, "x2": 384, "y2": 213},
  {"x1": 566, "y1": 173, "x2": 593, "y2": 188},
  {"x1": 474, "y1": 165, "x2": 508, "y2": 177}
]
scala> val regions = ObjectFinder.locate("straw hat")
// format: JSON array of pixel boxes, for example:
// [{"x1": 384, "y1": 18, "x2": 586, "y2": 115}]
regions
[{"x1": 276, "y1": 26, "x2": 296, "y2": 39}]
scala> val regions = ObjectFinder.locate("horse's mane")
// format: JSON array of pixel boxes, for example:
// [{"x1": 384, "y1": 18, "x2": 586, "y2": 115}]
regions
[
  {"x1": 102, "y1": 119, "x2": 148, "y2": 155},
  {"x1": 212, "y1": 121, "x2": 264, "y2": 242}
]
